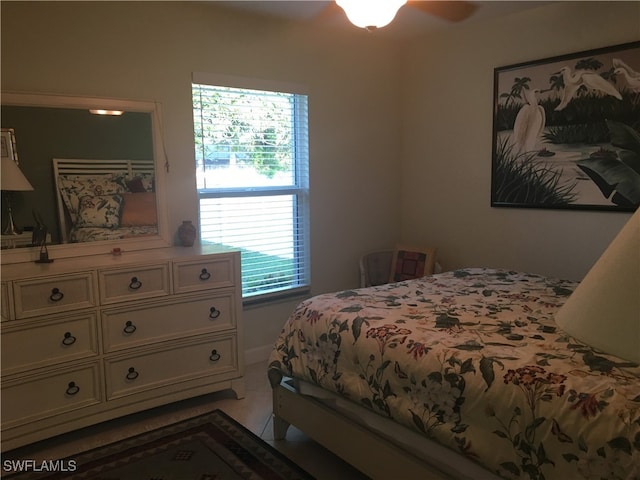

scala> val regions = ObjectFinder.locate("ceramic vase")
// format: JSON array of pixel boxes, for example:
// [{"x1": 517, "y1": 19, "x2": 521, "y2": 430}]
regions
[{"x1": 178, "y1": 220, "x2": 196, "y2": 247}]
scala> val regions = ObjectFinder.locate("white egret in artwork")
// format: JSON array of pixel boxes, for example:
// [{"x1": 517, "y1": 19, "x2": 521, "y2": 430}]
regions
[
  {"x1": 613, "y1": 58, "x2": 640, "y2": 78},
  {"x1": 512, "y1": 88, "x2": 545, "y2": 155},
  {"x1": 554, "y1": 66, "x2": 622, "y2": 111},
  {"x1": 614, "y1": 67, "x2": 640, "y2": 93}
]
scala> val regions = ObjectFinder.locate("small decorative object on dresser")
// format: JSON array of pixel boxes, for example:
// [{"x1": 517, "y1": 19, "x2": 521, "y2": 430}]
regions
[
  {"x1": 32, "y1": 211, "x2": 53, "y2": 264},
  {"x1": 178, "y1": 220, "x2": 197, "y2": 247},
  {"x1": 0, "y1": 246, "x2": 244, "y2": 451}
]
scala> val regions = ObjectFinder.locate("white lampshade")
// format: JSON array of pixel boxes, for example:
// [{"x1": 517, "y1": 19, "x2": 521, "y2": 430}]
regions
[
  {"x1": 555, "y1": 208, "x2": 640, "y2": 363},
  {"x1": 336, "y1": 0, "x2": 407, "y2": 30},
  {"x1": 1, "y1": 158, "x2": 34, "y2": 191}
]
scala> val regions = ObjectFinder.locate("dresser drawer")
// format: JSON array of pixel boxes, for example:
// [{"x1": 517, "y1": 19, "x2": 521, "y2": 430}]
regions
[
  {"x1": 173, "y1": 255, "x2": 235, "y2": 294},
  {"x1": 99, "y1": 264, "x2": 170, "y2": 305},
  {"x1": 105, "y1": 334, "x2": 238, "y2": 400},
  {"x1": 1, "y1": 313, "x2": 99, "y2": 375},
  {"x1": 1, "y1": 362, "x2": 103, "y2": 429},
  {"x1": 13, "y1": 273, "x2": 96, "y2": 319},
  {"x1": 102, "y1": 292, "x2": 235, "y2": 353}
]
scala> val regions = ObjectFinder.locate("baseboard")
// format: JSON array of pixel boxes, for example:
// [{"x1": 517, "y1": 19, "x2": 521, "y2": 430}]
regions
[{"x1": 245, "y1": 344, "x2": 273, "y2": 366}]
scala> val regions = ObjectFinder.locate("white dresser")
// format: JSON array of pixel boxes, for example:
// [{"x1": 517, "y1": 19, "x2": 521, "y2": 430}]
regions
[{"x1": 0, "y1": 246, "x2": 244, "y2": 451}]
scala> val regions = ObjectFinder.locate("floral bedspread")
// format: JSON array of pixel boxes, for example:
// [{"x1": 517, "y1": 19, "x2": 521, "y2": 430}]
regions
[{"x1": 268, "y1": 268, "x2": 640, "y2": 479}]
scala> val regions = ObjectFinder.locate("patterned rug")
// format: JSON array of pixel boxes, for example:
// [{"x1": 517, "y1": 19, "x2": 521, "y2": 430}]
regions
[{"x1": 4, "y1": 410, "x2": 314, "y2": 480}]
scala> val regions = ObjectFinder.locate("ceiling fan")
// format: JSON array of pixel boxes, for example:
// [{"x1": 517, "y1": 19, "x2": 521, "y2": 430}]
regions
[{"x1": 321, "y1": 0, "x2": 479, "y2": 31}]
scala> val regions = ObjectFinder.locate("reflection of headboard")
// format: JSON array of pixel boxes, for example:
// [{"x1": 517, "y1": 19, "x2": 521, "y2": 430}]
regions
[{"x1": 53, "y1": 158, "x2": 154, "y2": 243}]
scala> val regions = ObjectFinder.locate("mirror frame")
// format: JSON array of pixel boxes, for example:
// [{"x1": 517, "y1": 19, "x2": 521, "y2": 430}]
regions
[{"x1": 1, "y1": 92, "x2": 171, "y2": 264}]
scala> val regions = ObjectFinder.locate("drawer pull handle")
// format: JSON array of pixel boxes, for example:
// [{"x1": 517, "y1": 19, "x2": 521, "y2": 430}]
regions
[
  {"x1": 50, "y1": 288, "x2": 64, "y2": 302},
  {"x1": 199, "y1": 268, "x2": 211, "y2": 281},
  {"x1": 129, "y1": 277, "x2": 142, "y2": 290},
  {"x1": 209, "y1": 349, "x2": 221, "y2": 362},
  {"x1": 123, "y1": 321, "x2": 137, "y2": 334},
  {"x1": 126, "y1": 367, "x2": 139, "y2": 380},
  {"x1": 209, "y1": 307, "x2": 221, "y2": 319},
  {"x1": 66, "y1": 381, "x2": 80, "y2": 395},
  {"x1": 62, "y1": 332, "x2": 77, "y2": 346}
]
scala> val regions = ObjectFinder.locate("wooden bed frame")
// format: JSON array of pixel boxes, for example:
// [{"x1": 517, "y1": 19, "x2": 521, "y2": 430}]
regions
[
  {"x1": 52, "y1": 158, "x2": 154, "y2": 243},
  {"x1": 268, "y1": 370, "x2": 498, "y2": 480}
]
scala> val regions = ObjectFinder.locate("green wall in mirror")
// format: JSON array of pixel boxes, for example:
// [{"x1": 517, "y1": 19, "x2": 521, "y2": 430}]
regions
[{"x1": 1, "y1": 106, "x2": 153, "y2": 244}]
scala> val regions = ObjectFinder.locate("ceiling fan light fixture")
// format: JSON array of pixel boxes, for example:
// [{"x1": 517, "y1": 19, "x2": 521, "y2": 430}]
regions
[{"x1": 336, "y1": 0, "x2": 407, "y2": 30}]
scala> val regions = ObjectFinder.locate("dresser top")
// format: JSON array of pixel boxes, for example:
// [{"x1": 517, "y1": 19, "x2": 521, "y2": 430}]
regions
[{"x1": 1, "y1": 245, "x2": 239, "y2": 281}]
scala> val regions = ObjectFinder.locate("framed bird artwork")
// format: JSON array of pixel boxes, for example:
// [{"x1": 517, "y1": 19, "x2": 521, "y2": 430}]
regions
[{"x1": 491, "y1": 40, "x2": 640, "y2": 212}]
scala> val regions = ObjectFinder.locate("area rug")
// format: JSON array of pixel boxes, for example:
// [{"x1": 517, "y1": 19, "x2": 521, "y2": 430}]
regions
[{"x1": 4, "y1": 410, "x2": 314, "y2": 480}]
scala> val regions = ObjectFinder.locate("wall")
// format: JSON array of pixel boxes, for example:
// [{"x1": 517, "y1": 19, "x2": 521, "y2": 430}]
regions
[
  {"x1": 1, "y1": 1, "x2": 403, "y2": 359},
  {"x1": 401, "y1": 1, "x2": 639, "y2": 281}
]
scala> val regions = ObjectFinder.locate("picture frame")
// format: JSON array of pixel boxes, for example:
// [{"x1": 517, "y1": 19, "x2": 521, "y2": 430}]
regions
[
  {"x1": 1, "y1": 128, "x2": 18, "y2": 163},
  {"x1": 491, "y1": 41, "x2": 640, "y2": 212}
]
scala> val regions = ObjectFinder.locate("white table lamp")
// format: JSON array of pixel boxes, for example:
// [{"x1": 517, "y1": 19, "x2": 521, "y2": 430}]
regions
[{"x1": 555, "y1": 208, "x2": 640, "y2": 363}]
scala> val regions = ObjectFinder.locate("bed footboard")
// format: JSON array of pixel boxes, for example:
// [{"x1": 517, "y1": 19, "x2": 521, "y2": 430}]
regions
[
  {"x1": 267, "y1": 368, "x2": 290, "y2": 440},
  {"x1": 270, "y1": 376, "x2": 455, "y2": 480}
]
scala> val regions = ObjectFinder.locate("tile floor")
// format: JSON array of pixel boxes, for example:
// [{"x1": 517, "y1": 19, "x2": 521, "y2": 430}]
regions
[{"x1": 3, "y1": 361, "x2": 369, "y2": 479}]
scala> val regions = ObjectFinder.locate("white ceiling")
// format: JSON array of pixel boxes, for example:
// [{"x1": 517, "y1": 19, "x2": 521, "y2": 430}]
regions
[{"x1": 213, "y1": 1, "x2": 555, "y2": 37}]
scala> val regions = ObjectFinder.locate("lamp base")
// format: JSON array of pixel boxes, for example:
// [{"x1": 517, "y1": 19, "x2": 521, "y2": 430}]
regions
[
  {"x1": 3, "y1": 213, "x2": 20, "y2": 235},
  {"x1": 3, "y1": 196, "x2": 21, "y2": 235}
]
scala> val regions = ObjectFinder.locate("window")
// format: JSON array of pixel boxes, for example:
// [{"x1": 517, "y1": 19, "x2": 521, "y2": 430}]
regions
[{"x1": 192, "y1": 74, "x2": 310, "y2": 301}]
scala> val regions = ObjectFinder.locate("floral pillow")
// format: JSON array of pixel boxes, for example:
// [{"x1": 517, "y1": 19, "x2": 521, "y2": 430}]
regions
[
  {"x1": 75, "y1": 194, "x2": 123, "y2": 229},
  {"x1": 58, "y1": 174, "x2": 127, "y2": 223}
]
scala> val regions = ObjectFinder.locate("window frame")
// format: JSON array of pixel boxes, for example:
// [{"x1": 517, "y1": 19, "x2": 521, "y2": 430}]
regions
[{"x1": 192, "y1": 73, "x2": 310, "y2": 303}]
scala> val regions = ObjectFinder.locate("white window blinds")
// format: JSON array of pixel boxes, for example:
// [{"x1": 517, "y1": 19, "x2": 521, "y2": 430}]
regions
[{"x1": 192, "y1": 75, "x2": 310, "y2": 300}]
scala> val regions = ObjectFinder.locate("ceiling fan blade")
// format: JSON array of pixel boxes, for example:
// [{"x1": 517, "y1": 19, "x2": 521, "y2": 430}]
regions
[
  {"x1": 408, "y1": 1, "x2": 479, "y2": 22},
  {"x1": 315, "y1": 1, "x2": 344, "y2": 23}
]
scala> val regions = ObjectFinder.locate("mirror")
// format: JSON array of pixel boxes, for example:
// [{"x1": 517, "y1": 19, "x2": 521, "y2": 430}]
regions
[{"x1": 1, "y1": 92, "x2": 170, "y2": 264}]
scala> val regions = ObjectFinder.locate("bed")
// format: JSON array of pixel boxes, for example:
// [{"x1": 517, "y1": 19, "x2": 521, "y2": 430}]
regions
[
  {"x1": 53, "y1": 158, "x2": 158, "y2": 243},
  {"x1": 268, "y1": 268, "x2": 640, "y2": 479}
]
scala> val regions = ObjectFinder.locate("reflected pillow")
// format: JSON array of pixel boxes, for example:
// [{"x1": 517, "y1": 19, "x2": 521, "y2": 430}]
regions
[
  {"x1": 75, "y1": 194, "x2": 123, "y2": 229},
  {"x1": 58, "y1": 174, "x2": 127, "y2": 223},
  {"x1": 126, "y1": 174, "x2": 154, "y2": 193},
  {"x1": 120, "y1": 192, "x2": 157, "y2": 227}
]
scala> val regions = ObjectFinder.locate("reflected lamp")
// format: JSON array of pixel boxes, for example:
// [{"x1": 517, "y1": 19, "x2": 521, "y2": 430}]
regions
[{"x1": 1, "y1": 158, "x2": 34, "y2": 235}]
